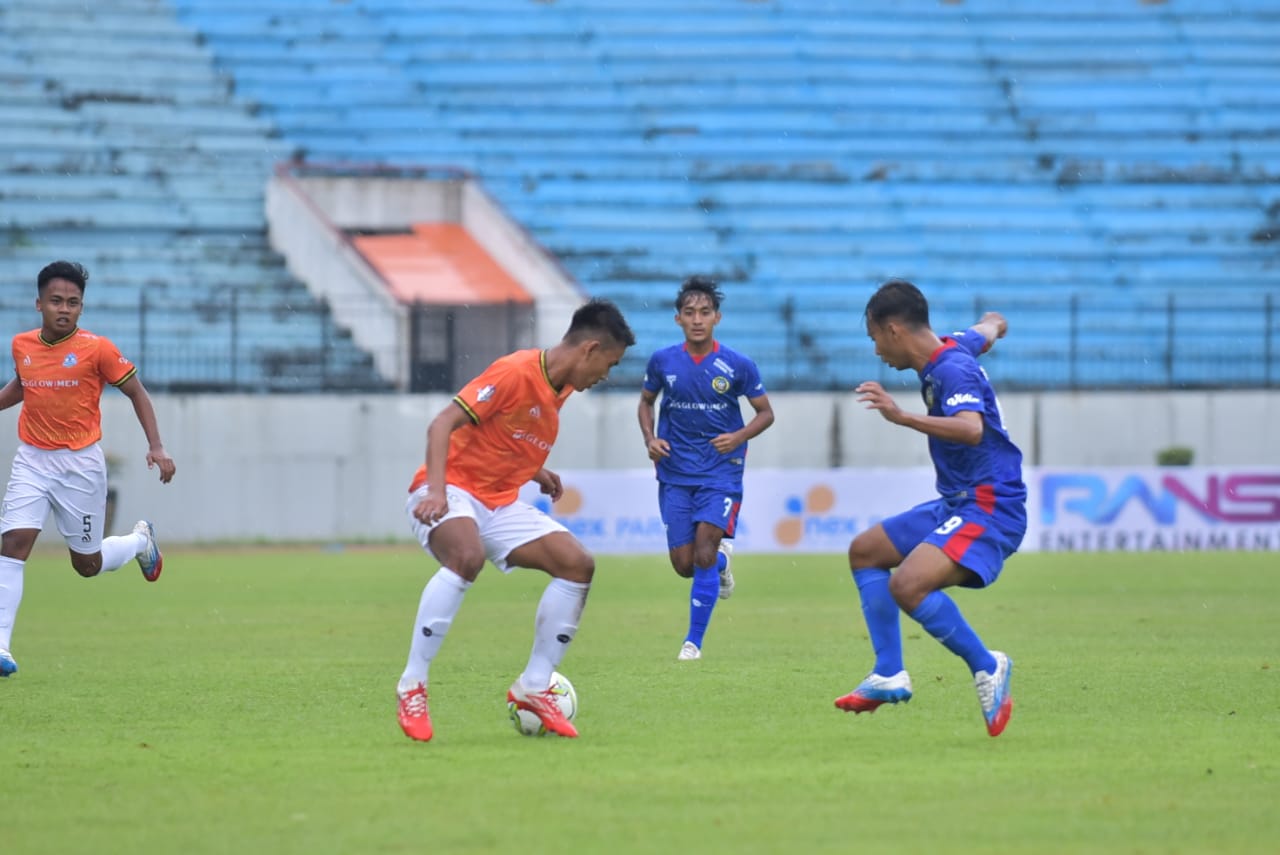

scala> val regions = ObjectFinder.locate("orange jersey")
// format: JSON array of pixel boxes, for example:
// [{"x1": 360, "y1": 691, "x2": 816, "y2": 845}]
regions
[
  {"x1": 409, "y1": 349, "x2": 573, "y2": 508},
  {"x1": 12, "y1": 327, "x2": 137, "y2": 451}
]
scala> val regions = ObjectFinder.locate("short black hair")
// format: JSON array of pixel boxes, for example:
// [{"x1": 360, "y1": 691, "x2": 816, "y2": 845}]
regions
[
  {"x1": 565, "y1": 297, "x2": 636, "y2": 349},
  {"x1": 37, "y1": 260, "x2": 89, "y2": 294},
  {"x1": 865, "y1": 279, "x2": 930, "y2": 329},
  {"x1": 674, "y1": 275, "x2": 723, "y2": 312}
]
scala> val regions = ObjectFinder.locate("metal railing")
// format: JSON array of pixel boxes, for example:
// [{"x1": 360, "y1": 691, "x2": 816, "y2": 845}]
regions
[
  {"x1": 604, "y1": 290, "x2": 1280, "y2": 392},
  {"x1": 4, "y1": 290, "x2": 1276, "y2": 393}
]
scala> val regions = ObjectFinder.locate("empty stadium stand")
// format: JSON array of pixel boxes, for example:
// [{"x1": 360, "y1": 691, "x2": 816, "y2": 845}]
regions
[
  {"x1": 159, "y1": 0, "x2": 1279, "y2": 389},
  {"x1": 0, "y1": 0, "x2": 389, "y2": 391},
  {"x1": 5, "y1": 0, "x2": 1278, "y2": 389}
]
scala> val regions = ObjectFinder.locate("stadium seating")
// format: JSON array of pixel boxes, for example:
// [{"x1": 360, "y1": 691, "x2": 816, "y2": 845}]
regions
[
  {"x1": 0, "y1": 0, "x2": 388, "y2": 391},
  {"x1": 7, "y1": 0, "x2": 1279, "y2": 389},
  {"x1": 156, "y1": 0, "x2": 1279, "y2": 389}
]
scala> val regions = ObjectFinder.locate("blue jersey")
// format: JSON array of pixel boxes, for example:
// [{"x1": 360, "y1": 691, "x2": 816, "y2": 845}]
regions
[
  {"x1": 920, "y1": 328, "x2": 1026, "y2": 504},
  {"x1": 643, "y1": 342, "x2": 766, "y2": 488}
]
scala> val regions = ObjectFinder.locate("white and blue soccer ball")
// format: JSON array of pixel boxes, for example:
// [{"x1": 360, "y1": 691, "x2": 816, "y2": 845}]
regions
[{"x1": 508, "y1": 671, "x2": 578, "y2": 736}]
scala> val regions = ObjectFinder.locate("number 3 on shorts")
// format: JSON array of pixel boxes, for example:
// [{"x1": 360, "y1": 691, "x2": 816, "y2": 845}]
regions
[{"x1": 934, "y1": 515, "x2": 964, "y2": 536}]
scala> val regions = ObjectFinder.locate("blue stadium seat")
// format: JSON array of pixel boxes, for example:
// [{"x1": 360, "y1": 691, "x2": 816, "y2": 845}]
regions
[
  {"x1": 0, "y1": 3, "x2": 387, "y2": 391},
  {"x1": 10, "y1": 0, "x2": 1278, "y2": 390}
]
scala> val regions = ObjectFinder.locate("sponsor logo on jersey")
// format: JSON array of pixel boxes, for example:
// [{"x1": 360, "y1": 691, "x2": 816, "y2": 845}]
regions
[
  {"x1": 21, "y1": 378, "x2": 80, "y2": 388},
  {"x1": 670, "y1": 400, "x2": 730, "y2": 411},
  {"x1": 22, "y1": 355, "x2": 31, "y2": 366},
  {"x1": 712, "y1": 376, "x2": 730, "y2": 393},
  {"x1": 946, "y1": 392, "x2": 981, "y2": 407},
  {"x1": 666, "y1": 374, "x2": 677, "y2": 386},
  {"x1": 476, "y1": 384, "x2": 495, "y2": 402},
  {"x1": 512, "y1": 430, "x2": 552, "y2": 452},
  {"x1": 529, "y1": 406, "x2": 541, "y2": 419},
  {"x1": 62, "y1": 353, "x2": 78, "y2": 368}
]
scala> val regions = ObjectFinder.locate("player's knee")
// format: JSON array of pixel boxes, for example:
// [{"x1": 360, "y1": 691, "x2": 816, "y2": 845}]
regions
[
  {"x1": 558, "y1": 551, "x2": 594, "y2": 584},
  {"x1": 449, "y1": 548, "x2": 487, "y2": 578},
  {"x1": 887, "y1": 572, "x2": 927, "y2": 611},
  {"x1": 71, "y1": 555, "x2": 102, "y2": 577},
  {"x1": 847, "y1": 534, "x2": 880, "y2": 569}
]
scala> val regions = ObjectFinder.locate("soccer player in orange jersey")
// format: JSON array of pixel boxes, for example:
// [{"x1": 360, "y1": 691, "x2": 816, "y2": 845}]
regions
[
  {"x1": 0, "y1": 261, "x2": 176, "y2": 678},
  {"x1": 395, "y1": 298, "x2": 635, "y2": 741}
]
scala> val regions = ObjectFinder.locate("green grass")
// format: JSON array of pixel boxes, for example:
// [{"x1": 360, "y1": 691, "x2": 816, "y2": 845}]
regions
[{"x1": 3, "y1": 547, "x2": 1277, "y2": 855}]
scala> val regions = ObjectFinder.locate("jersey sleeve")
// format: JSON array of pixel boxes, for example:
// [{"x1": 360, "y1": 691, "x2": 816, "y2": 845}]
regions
[
  {"x1": 453, "y1": 359, "x2": 519, "y2": 424},
  {"x1": 949, "y1": 327, "x2": 991, "y2": 358},
  {"x1": 935, "y1": 356, "x2": 986, "y2": 416},
  {"x1": 736, "y1": 355, "x2": 767, "y2": 399},
  {"x1": 642, "y1": 351, "x2": 664, "y2": 394},
  {"x1": 98, "y1": 337, "x2": 138, "y2": 386}
]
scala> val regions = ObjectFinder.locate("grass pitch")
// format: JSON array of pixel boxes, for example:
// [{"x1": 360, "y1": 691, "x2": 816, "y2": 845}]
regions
[{"x1": 2, "y1": 547, "x2": 1276, "y2": 854}]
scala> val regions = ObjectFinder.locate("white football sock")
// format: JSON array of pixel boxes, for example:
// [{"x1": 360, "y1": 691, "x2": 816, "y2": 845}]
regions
[
  {"x1": 99, "y1": 532, "x2": 145, "y2": 572},
  {"x1": 397, "y1": 567, "x2": 471, "y2": 694},
  {"x1": 520, "y1": 578, "x2": 590, "y2": 692},
  {"x1": 0, "y1": 555, "x2": 25, "y2": 650}
]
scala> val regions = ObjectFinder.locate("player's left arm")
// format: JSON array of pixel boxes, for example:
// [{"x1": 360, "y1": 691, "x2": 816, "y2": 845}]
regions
[
  {"x1": 116, "y1": 375, "x2": 176, "y2": 483},
  {"x1": 710, "y1": 361, "x2": 774, "y2": 454},
  {"x1": 531, "y1": 467, "x2": 564, "y2": 502},
  {"x1": 970, "y1": 312, "x2": 1008, "y2": 353},
  {"x1": 855, "y1": 382, "x2": 984, "y2": 446},
  {"x1": 0, "y1": 377, "x2": 23, "y2": 411},
  {"x1": 710, "y1": 392, "x2": 774, "y2": 454}
]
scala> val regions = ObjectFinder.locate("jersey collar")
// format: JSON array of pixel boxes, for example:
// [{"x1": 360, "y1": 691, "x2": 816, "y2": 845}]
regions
[
  {"x1": 683, "y1": 340, "x2": 719, "y2": 364},
  {"x1": 539, "y1": 349, "x2": 570, "y2": 396},
  {"x1": 926, "y1": 337, "x2": 958, "y2": 366},
  {"x1": 539, "y1": 349, "x2": 554, "y2": 388},
  {"x1": 38, "y1": 328, "x2": 78, "y2": 347}
]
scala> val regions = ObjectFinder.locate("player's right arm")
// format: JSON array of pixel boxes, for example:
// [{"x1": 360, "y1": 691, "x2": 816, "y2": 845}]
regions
[
  {"x1": 639, "y1": 354, "x2": 671, "y2": 461},
  {"x1": 413, "y1": 403, "x2": 473, "y2": 525},
  {"x1": 638, "y1": 387, "x2": 670, "y2": 460},
  {"x1": 856, "y1": 381, "x2": 984, "y2": 445},
  {"x1": 0, "y1": 377, "x2": 23, "y2": 411}
]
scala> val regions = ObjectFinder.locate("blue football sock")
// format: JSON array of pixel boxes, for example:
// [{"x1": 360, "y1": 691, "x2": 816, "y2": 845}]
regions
[
  {"x1": 715, "y1": 551, "x2": 727, "y2": 574},
  {"x1": 685, "y1": 564, "x2": 720, "y2": 648},
  {"x1": 908, "y1": 591, "x2": 997, "y2": 675},
  {"x1": 853, "y1": 568, "x2": 903, "y2": 675}
]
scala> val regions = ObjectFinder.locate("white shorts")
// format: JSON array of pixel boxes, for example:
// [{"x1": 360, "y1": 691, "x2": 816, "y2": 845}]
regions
[
  {"x1": 1, "y1": 442, "x2": 109, "y2": 554},
  {"x1": 406, "y1": 484, "x2": 568, "y2": 573}
]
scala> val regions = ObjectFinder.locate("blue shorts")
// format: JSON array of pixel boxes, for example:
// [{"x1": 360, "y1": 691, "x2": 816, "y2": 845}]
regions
[
  {"x1": 881, "y1": 496, "x2": 1026, "y2": 588},
  {"x1": 658, "y1": 482, "x2": 742, "y2": 550}
]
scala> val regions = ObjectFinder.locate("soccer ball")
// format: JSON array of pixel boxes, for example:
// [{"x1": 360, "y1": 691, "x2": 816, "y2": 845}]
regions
[{"x1": 508, "y1": 671, "x2": 578, "y2": 736}]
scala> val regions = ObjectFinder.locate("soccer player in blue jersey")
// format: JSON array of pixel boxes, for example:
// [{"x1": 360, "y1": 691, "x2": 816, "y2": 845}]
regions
[
  {"x1": 835, "y1": 280, "x2": 1025, "y2": 737},
  {"x1": 637, "y1": 276, "x2": 774, "y2": 661}
]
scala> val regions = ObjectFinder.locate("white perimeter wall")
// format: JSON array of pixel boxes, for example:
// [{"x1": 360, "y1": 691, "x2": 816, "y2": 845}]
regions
[{"x1": 15, "y1": 390, "x2": 1273, "y2": 543}]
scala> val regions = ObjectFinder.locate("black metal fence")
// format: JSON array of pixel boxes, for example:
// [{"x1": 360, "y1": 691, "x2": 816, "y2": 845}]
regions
[
  {"x1": 605, "y1": 290, "x2": 1280, "y2": 392},
  {"x1": 0, "y1": 295, "x2": 391, "y2": 393},
  {"x1": 4, "y1": 290, "x2": 1277, "y2": 393}
]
